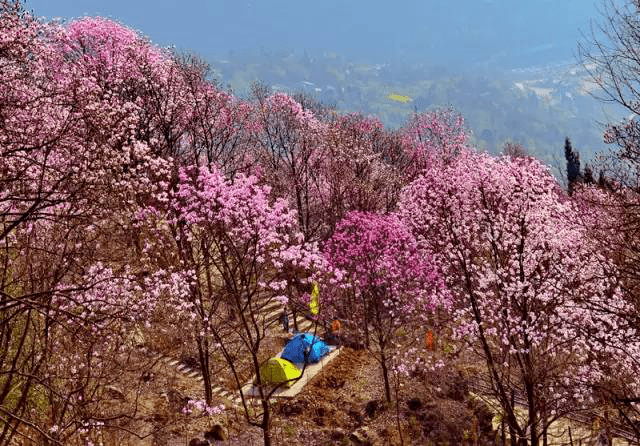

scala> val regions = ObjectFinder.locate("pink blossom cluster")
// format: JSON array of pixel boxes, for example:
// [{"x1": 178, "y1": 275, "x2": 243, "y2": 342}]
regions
[
  {"x1": 400, "y1": 108, "x2": 470, "y2": 175},
  {"x1": 323, "y1": 210, "x2": 446, "y2": 316},
  {"x1": 321, "y1": 210, "x2": 446, "y2": 401},
  {"x1": 399, "y1": 149, "x2": 640, "y2": 436},
  {"x1": 5, "y1": 4, "x2": 640, "y2": 443},
  {"x1": 181, "y1": 399, "x2": 225, "y2": 416}
]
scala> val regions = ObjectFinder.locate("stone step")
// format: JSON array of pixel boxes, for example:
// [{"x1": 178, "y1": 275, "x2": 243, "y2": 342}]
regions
[
  {"x1": 260, "y1": 300, "x2": 282, "y2": 314},
  {"x1": 292, "y1": 314, "x2": 320, "y2": 332},
  {"x1": 218, "y1": 390, "x2": 239, "y2": 402},
  {"x1": 265, "y1": 307, "x2": 285, "y2": 325},
  {"x1": 297, "y1": 319, "x2": 314, "y2": 332},
  {"x1": 142, "y1": 292, "x2": 336, "y2": 409},
  {"x1": 211, "y1": 386, "x2": 226, "y2": 396}
]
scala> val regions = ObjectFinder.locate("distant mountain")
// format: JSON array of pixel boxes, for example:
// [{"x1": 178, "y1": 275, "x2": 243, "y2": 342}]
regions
[{"x1": 210, "y1": 50, "x2": 622, "y2": 179}]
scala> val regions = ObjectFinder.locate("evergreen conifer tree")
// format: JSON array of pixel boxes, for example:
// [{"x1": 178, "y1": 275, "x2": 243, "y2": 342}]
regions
[
  {"x1": 584, "y1": 164, "x2": 595, "y2": 184},
  {"x1": 565, "y1": 137, "x2": 582, "y2": 195},
  {"x1": 598, "y1": 170, "x2": 607, "y2": 188}
]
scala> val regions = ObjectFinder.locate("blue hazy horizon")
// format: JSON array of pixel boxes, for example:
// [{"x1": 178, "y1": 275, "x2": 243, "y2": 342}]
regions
[{"x1": 26, "y1": 0, "x2": 601, "y2": 69}]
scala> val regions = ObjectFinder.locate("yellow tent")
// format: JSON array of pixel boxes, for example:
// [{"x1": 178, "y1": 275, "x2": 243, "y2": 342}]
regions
[
  {"x1": 310, "y1": 282, "x2": 319, "y2": 315},
  {"x1": 257, "y1": 358, "x2": 302, "y2": 388}
]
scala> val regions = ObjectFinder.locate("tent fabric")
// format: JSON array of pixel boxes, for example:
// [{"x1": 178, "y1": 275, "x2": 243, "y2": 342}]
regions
[
  {"x1": 281, "y1": 333, "x2": 330, "y2": 364},
  {"x1": 257, "y1": 358, "x2": 301, "y2": 388}
]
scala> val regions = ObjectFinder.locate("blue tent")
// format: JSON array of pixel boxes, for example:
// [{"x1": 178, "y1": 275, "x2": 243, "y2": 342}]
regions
[{"x1": 281, "y1": 333, "x2": 330, "y2": 364}]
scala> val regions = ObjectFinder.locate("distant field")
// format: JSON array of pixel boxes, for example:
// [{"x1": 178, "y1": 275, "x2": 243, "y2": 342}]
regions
[{"x1": 212, "y1": 52, "x2": 624, "y2": 179}]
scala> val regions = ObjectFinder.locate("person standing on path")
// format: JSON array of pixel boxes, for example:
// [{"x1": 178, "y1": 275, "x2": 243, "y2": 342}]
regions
[{"x1": 279, "y1": 310, "x2": 289, "y2": 333}]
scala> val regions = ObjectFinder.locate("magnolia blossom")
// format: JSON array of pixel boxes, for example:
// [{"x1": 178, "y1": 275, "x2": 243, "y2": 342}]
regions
[
  {"x1": 399, "y1": 149, "x2": 640, "y2": 443},
  {"x1": 322, "y1": 210, "x2": 445, "y2": 402}
]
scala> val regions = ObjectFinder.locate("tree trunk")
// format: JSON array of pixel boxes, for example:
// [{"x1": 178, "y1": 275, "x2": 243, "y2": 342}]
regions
[
  {"x1": 541, "y1": 399, "x2": 548, "y2": 446},
  {"x1": 394, "y1": 374, "x2": 404, "y2": 446},
  {"x1": 604, "y1": 409, "x2": 612, "y2": 446},
  {"x1": 197, "y1": 337, "x2": 213, "y2": 406},
  {"x1": 291, "y1": 303, "x2": 299, "y2": 332},
  {"x1": 526, "y1": 378, "x2": 537, "y2": 446},
  {"x1": 529, "y1": 408, "x2": 538, "y2": 446},
  {"x1": 250, "y1": 344, "x2": 272, "y2": 446},
  {"x1": 261, "y1": 395, "x2": 272, "y2": 446},
  {"x1": 361, "y1": 294, "x2": 370, "y2": 348},
  {"x1": 472, "y1": 415, "x2": 479, "y2": 446},
  {"x1": 509, "y1": 390, "x2": 517, "y2": 446},
  {"x1": 380, "y1": 349, "x2": 391, "y2": 403}
]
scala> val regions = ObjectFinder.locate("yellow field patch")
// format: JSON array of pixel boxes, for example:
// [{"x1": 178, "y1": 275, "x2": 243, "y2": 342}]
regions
[{"x1": 387, "y1": 93, "x2": 412, "y2": 103}]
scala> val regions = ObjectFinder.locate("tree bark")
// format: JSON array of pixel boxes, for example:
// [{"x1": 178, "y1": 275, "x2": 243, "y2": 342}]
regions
[
  {"x1": 361, "y1": 293, "x2": 370, "y2": 348},
  {"x1": 197, "y1": 337, "x2": 213, "y2": 406},
  {"x1": 380, "y1": 349, "x2": 391, "y2": 403},
  {"x1": 261, "y1": 397, "x2": 272, "y2": 446},
  {"x1": 526, "y1": 380, "x2": 538, "y2": 446}
]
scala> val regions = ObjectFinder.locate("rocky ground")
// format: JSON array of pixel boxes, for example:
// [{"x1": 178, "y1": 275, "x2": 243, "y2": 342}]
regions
[
  {"x1": 154, "y1": 345, "x2": 496, "y2": 446},
  {"x1": 83, "y1": 335, "x2": 496, "y2": 445},
  {"x1": 78, "y1": 328, "x2": 637, "y2": 446},
  {"x1": 267, "y1": 347, "x2": 495, "y2": 446}
]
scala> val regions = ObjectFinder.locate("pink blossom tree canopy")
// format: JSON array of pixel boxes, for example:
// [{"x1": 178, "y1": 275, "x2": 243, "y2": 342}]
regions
[
  {"x1": 250, "y1": 91, "x2": 328, "y2": 241},
  {"x1": 323, "y1": 114, "x2": 397, "y2": 218},
  {"x1": 400, "y1": 108, "x2": 470, "y2": 176},
  {"x1": 139, "y1": 164, "x2": 325, "y2": 446},
  {"x1": 0, "y1": 8, "x2": 178, "y2": 443},
  {"x1": 322, "y1": 211, "x2": 445, "y2": 402},
  {"x1": 399, "y1": 150, "x2": 639, "y2": 444}
]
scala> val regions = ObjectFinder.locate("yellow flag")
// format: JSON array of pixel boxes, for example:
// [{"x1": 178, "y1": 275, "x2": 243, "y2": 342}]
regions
[
  {"x1": 310, "y1": 282, "x2": 319, "y2": 315},
  {"x1": 492, "y1": 414, "x2": 502, "y2": 432}
]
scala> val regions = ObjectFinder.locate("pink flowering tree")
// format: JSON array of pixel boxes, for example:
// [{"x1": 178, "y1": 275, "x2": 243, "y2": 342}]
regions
[
  {"x1": 318, "y1": 110, "x2": 463, "y2": 234},
  {"x1": 61, "y1": 16, "x2": 257, "y2": 177},
  {"x1": 181, "y1": 62, "x2": 257, "y2": 175},
  {"x1": 250, "y1": 90, "x2": 329, "y2": 241},
  {"x1": 570, "y1": 181, "x2": 640, "y2": 437},
  {"x1": 317, "y1": 113, "x2": 412, "y2": 242},
  {"x1": 399, "y1": 150, "x2": 640, "y2": 445},
  {"x1": 0, "y1": 6, "x2": 187, "y2": 443},
  {"x1": 400, "y1": 108, "x2": 470, "y2": 177},
  {"x1": 322, "y1": 211, "x2": 446, "y2": 402},
  {"x1": 128, "y1": 50, "x2": 257, "y2": 175},
  {"x1": 140, "y1": 164, "x2": 324, "y2": 446},
  {"x1": 247, "y1": 90, "x2": 330, "y2": 329}
]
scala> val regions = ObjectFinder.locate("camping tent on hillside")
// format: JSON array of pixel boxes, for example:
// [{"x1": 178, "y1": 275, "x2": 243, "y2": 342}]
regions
[
  {"x1": 257, "y1": 358, "x2": 302, "y2": 388},
  {"x1": 281, "y1": 333, "x2": 330, "y2": 364}
]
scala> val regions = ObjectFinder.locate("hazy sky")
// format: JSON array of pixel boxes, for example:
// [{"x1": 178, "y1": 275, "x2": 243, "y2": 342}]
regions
[{"x1": 26, "y1": 0, "x2": 602, "y2": 68}]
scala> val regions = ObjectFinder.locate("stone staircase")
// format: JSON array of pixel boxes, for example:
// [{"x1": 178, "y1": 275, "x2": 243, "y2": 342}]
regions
[
  {"x1": 154, "y1": 354, "x2": 244, "y2": 406},
  {"x1": 149, "y1": 295, "x2": 324, "y2": 407}
]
